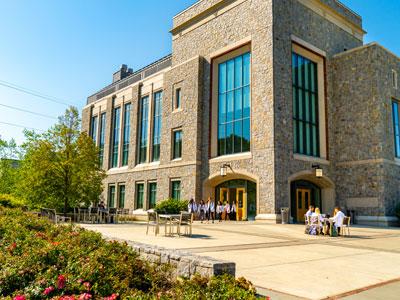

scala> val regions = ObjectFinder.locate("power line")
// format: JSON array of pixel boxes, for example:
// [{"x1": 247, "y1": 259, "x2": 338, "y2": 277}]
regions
[
  {"x1": 0, "y1": 120, "x2": 45, "y2": 132},
  {"x1": 0, "y1": 103, "x2": 57, "y2": 120},
  {"x1": 0, "y1": 79, "x2": 78, "y2": 107}
]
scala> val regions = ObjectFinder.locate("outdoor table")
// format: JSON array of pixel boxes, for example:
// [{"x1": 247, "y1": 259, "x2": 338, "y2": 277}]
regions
[{"x1": 159, "y1": 214, "x2": 181, "y2": 236}]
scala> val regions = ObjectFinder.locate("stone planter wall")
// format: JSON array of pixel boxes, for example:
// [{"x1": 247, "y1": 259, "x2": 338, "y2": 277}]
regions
[{"x1": 107, "y1": 238, "x2": 235, "y2": 278}]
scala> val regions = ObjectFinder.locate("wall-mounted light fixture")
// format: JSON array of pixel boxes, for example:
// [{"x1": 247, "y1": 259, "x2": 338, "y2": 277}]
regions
[
  {"x1": 312, "y1": 164, "x2": 323, "y2": 178},
  {"x1": 220, "y1": 163, "x2": 233, "y2": 177}
]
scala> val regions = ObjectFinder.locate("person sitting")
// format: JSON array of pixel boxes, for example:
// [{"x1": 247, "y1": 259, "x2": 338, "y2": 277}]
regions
[
  {"x1": 331, "y1": 206, "x2": 345, "y2": 235},
  {"x1": 305, "y1": 205, "x2": 314, "y2": 218},
  {"x1": 311, "y1": 207, "x2": 324, "y2": 234},
  {"x1": 98, "y1": 201, "x2": 106, "y2": 210}
]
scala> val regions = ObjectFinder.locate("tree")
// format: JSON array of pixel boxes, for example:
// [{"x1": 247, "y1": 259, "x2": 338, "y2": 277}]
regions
[
  {"x1": 17, "y1": 107, "x2": 106, "y2": 214},
  {"x1": 0, "y1": 137, "x2": 20, "y2": 195}
]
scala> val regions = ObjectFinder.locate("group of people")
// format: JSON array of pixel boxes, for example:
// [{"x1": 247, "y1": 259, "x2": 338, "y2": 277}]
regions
[
  {"x1": 305, "y1": 205, "x2": 346, "y2": 236},
  {"x1": 188, "y1": 198, "x2": 237, "y2": 223}
]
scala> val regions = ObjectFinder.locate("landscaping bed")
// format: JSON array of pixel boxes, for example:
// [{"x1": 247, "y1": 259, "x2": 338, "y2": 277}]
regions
[{"x1": 0, "y1": 208, "x2": 256, "y2": 299}]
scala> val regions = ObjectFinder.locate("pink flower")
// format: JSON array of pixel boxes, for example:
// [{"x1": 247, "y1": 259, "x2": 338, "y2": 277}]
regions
[
  {"x1": 13, "y1": 295, "x2": 26, "y2": 300},
  {"x1": 83, "y1": 282, "x2": 90, "y2": 290},
  {"x1": 103, "y1": 294, "x2": 118, "y2": 300},
  {"x1": 57, "y1": 274, "x2": 67, "y2": 289},
  {"x1": 60, "y1": 296, "x2": 76, "y2": 300},
  {"x1": 77, "y1": 278, "x2": 83, "y2": 284},
  {"x1": 43, "y1": 286, "x2": 55, "y2": 295},
  {"x1": 78, "y1": 293, "x2": 92, "y2": 300}
]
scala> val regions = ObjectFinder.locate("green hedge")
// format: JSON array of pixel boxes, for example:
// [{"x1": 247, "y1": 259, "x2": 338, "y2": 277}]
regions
[
  {"x1": 0, "y1": 208, "x2": 256, "y2": 299},
  {"x1": 154, "y1": 198, "x2": 188, "y2": 214},
  {"x1": 0, "y1": 194, "x2": 25, "y2": 209}
]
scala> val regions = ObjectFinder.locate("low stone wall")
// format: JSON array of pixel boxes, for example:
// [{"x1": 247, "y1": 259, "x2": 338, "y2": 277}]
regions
[{"x1": 107, "y1": 238, "x2": 235, "y2": 278}]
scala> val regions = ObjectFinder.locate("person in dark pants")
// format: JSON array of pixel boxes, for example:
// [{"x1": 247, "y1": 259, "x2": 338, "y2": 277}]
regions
[
  {"x1": 224, "y1": 201, "x2": 230, "y2": 221},
  {"x1": 216, "y1": 201, "x2": 223, "y2": 222},
  {"x1": 206, "y1": 197, "x2": 215, "y2": 224},
  {"x1": 229, "y1": 201, "x2": 237, "y2": 221},
  {"x1": 198, "y1": 200, "x2": 206, "y2": 223}
]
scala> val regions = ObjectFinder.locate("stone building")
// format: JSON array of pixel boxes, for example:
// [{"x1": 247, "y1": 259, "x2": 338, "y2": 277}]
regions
[{"x1": 82, "y1": 0, "x2": 400, "y2": 226}]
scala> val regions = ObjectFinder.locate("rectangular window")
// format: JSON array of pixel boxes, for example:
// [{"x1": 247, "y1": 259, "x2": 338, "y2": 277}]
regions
[
  {"x1": 111, "y1": 107, "x2": 121, "y2": 168},
  {"x1": 138, "y1": 96, "x2": 149, "y2": 164},
  {"x1": 136, "y1": 183, "x2": 144, "y2": 209},
  {"x1": 393, "y1": 101, "x2": 400, "y2": 158},
  {"x1": 172, "y1": 129, "x2": 182, "y2": 159},
  {"x1": 122, "y1": 103, "x2": 131, "y2": 166},
  {"x1": 148, "y1": 182, "x2": 157, "y2": 209},
  {"x1": 118, "y1": 185, "x2": 125, "y2": 208},
  {"x1": 152, "y1": 91, "x2": 162, "y2": 162},
  {"x1": 99, "y1": 113, "x2": 106, "y2": 166},
  {"x1": 175, "y1": 88, "x2": 181, "y2": 109},
  {"x1": 90, "y1": 115, "x2": 98, "y2": 144},
  {"x1": 171, "y1": 180, "x2": 181, "y2": 200},
  {"x1": 108, "y1": 185, "x2": 116, "y2": 208},
  {"x1": 218, "y1": 52, "x2": 251, "y2": 156},
  {"x1": 393, "y1": 70, "x2": 398, "y2": 89},
  {"x1": 292, "y1": 52, "x2": 320, "y2": 157}
]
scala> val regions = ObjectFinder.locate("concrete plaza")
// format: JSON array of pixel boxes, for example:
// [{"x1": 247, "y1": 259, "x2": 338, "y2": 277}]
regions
[{"x1": 80, "y1": 221, "x2": 400, "y2": 299}]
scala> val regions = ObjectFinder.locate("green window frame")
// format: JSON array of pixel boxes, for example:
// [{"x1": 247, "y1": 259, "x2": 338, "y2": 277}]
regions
[
  {"x1": 136, "y1": 183, "x2": 144, "y2": 209},
  {"x1": 118, "y1": 185, "x2": 125, "y2": 208},
  {"x1": 172, "y1": 130, "x2": 182, "y2": 159},
  {"x1": 171, "y1": 180, "x2": 181, "y2": 200},
  {"x1": 292, "y1": 52, "x2": 320, "y2": 157},
  {"x1": 148, "y1": 182, "x2": 157, "y2": 209},
  {"x1": 108, "y1": 185, "x2": 116, "y2": 208},
  {"x1": 122, "y1": 103, "x2": 131, "y2": 166},
  {"x1": 138, "y1": 96, "x2": 149, "y2": 164},
  {"x1": 99, "y1": 113, "x2": 106, "y2": 166},
  {"x1": 218, "y1": 52, "x2": 251, "y2": 156},
  {"x1": 393, "y1": 101, "x2": 400, "y2": 158},
  {"x1": 111, "y1": 106, "x2": 121, "y2": 168},
  {"x1": 90, "y1": 115, "x2": 98, "y2": 144},
  {"x1": 152, "y1": 91, "x2": 162, "y2": 162}
]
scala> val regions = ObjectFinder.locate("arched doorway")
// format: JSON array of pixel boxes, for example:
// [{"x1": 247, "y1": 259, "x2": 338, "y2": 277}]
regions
[
  {"x1": 215, "y1": 179, "x2": 257, "y2": 221},
  {"x1": 289, "y1": 171, "x2": 335, "y2": 223}
]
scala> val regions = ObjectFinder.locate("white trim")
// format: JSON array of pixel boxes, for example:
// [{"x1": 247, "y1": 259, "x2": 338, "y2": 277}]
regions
[
  {"x1": 209, "y1": 152, "x2": 252, "y2": 163},
  {"x1": 293, "y1": 154, "x2": 330, "y2": 165},
  {"x1": 291, "y1": 35, "x2": 326, "y2": 57}
]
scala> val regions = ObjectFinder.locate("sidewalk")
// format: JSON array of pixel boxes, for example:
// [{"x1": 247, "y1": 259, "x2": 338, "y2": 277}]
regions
[{"x1": 80, "y1": 222, "x2": 400, "y2": 299}]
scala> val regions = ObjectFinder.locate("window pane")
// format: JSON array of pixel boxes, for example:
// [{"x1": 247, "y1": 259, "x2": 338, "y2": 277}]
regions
[
  {"x1": 243, "y1": 86, "x2": 250, "y2": 118},
  {"x1": 175, "y1": 89, "x2": 181, "y2": 109},
  {"x1": 173, "y1": 130, "x2": 182, "y2": 159},
  {"x1": 218, "y1": 124, "x2": 226, "y2": 156},
  {"x1": 226, "y1": 91, "x2": 234, "y2": 122},
  {"x1": 136, "y1": 184, "x2": 144, "y2": 209},
  {"x1": 227, "y1": 60, "x2": 234, "y2": 91},
  {"x1": 234, "y1": 89, "x2": 242, "y2": 119},
  {"x1": 226, "y1": 122, "x2": 233, "y2": 154},
  {"x1": 122, "y1": 103, "x2": 131, "y2": 166},
  {"x1": 108, "y1": 186, "x2": 115, "y2": 208},
  {"x1": 138, "y1": 97, "x2": 149, "y2": 163},
  {"x1": 234, "y1": 56, "x2": 243, "y2": 88},
  {"x1": 152, "y1": 91, "x2": 162, "y2": 162},
  {"x1": 242, "y1": 118, "x2": 250, "y2": 152},
  {"x1": 111, "y1": 107, "x2": 121, "y2": 168},
  {"x1": 219, "y1": 63, "x2": 226, "y2": 94},
  {"x1": 149, "y1": 183, "x2": 157, "y2": 209},
  {"x1": 171, "y1": 181, "x2": 181, "y2": 200},
  {"x1": 218, "y1": 94, "x2": 226, "y2": 123},
  {"x1": 99, "y1": 113, "x2": 106, "y2": 165},
  {"x1": 234, "y1": 120, "x2": 242, "y2": 153},
  {"x1": 119, "y1": 185, "x2": 125, "y2": 208},
  {"x1": 243, "y1": 52, "x2": 251, "y2": 86},
  {"x1": 91, "y1": 116, "x2": 98, "y2": 143}
]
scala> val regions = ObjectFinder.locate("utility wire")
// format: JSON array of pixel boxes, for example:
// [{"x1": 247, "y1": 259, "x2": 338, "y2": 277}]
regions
[
  {"x1": 0, "y1": 79, "x2": 78, "y2": 107},
  {"x1": 0, "y1": 103, "x2": 57, "y2": 120},
  {"x1": 0, "y1": 120, "x2": 45, "y2": 132}
]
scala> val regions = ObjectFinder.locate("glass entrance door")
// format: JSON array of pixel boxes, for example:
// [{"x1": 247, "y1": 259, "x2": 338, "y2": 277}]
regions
[
  {"x1": 296, "y1": 188, "x2": 311, "y2": 222},
  {"x1": 236, "y1": 188, "x2": 247, "y2": 221}
]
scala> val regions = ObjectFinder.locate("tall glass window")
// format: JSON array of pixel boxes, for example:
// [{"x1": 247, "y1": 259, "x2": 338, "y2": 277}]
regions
[
  {"x1": 292, "y1": 52, "x2": 320, "y2": 157},
  {"x1": 171, "y1": 180, "x2": 181, "y2": 200},
  {"x1": 99, "y1": 113, "x2": 106, "y2": 166},
  {"x1": 118, "y1": 185, "x2": 125, "y2": 208},
  {"x1": 218, "y1": 52, "x2": 251, "y2": 156},
  {"x1": 138, "y1": 96, "x2": 149, "y2": 164},
  {"x1": 148, "y1": 182, "x2": 157, "y2": 209},
  {"x1": 111, "y1": 107, "x2": 121, "y2": 168},
  {"x1": 175, "y1": 88, "x2": 181, "y2": 109},
  {"x1": 108, "y1": 185, "x2": 115, "y2": 208},
  {"x1": 136, "y1": 183, "x2": 144, "y2": 209},
  {"x1": 122, "y1": 103, "x2": 131, "y2": 166},
  {"x1": 172, "y1": 130, "x2": 182, "y2": 159},
  {"x1": 152, "y1": 91, "x2": 162, "y2": 162},
  {"x1": 393, "y1": 101, "x2": 400, "y2": 158},
  {"x1": 90, "y1": 115, "x2": 98, "y2": 144}
]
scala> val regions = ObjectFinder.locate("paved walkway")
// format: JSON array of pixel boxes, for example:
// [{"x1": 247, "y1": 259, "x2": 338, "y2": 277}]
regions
[{"x1": 80, "y1": 221, "x2": 400, "y2": 300}]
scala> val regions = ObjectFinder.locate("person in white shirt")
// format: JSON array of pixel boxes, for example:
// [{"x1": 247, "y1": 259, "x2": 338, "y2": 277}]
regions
[
  {"x1": 331, "y1": 206, "x2": 345, "y2": 234},
  {"x1": 188, "y1": 198, "x2": 197, "y2": 216},
  {"x1": 224, "y1": 202, "x2": 230, "y2": 221},
  {"x1": 305, "y1": 205, "x2": 314, "y2": 217},
  {"x1": 311, "y1": 207, "x2": 324, "y2": 234},
  {"x1": 216, "y1": 201, "x2": 224, "y2": 222},
  {"x1": 206, "y1": 197, "x2": 215, "y2": 223},
  {"x1": 197, "y1": 200, "x2": 206, "y2": 223}
]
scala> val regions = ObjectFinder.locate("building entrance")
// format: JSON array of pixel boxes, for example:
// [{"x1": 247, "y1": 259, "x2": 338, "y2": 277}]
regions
[
  {"x1": 216, "y1": 179, "x2": 256, "y2": 221},
  {"x1": 291, "y1": 180, "x2": 321, "y2": 223}
]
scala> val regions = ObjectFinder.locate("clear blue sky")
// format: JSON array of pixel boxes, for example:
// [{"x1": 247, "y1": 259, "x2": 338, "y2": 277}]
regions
[{"x1": 0, "y1": 0, "x2": 399, "y2": 144}]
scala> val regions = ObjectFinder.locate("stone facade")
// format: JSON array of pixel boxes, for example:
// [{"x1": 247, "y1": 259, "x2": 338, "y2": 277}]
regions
[{"x1": 83, "y1": 0, "x2": 400, "y2": 226}]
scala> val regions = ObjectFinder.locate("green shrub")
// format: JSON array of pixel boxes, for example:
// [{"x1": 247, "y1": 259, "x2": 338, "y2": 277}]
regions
[
  {"x1": 154, "y1": 198, "x2": 188, "y2": 214},
  {"x1": 0, "y1": 194, "x2": 25, "y2": 208},
  {"x1": 0, "y1": 208, "x2": 256, "y2": 299}
]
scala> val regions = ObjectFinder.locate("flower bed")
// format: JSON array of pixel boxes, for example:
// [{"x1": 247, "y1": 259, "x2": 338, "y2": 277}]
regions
[{"x1": 0, "y1": 208, "x2": 256, "y2": 299}]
